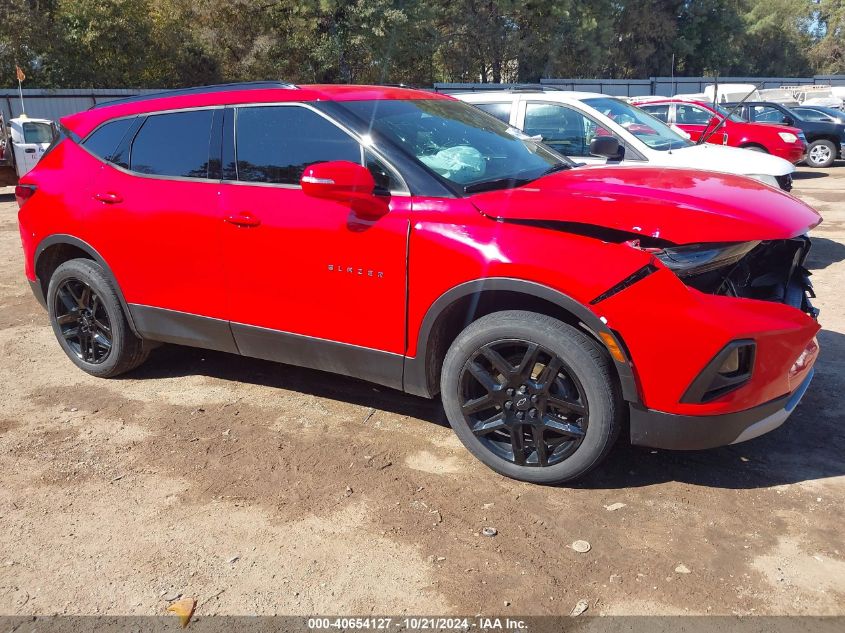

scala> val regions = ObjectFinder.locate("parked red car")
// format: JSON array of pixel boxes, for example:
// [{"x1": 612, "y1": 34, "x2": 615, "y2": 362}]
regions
[
  {"x1": 633, "y1": 98, "x2": 807, "y2": 164},
  {"x1": 16, "y1": 82, "x2": 821, "y2": 483}
]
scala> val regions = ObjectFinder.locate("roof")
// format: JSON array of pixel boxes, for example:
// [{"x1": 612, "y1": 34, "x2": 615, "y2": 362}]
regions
[
  {"x1": 456, "y1": 90, "x2": 610, "y2": 102},
  {"x1": 61, "y1": 82, "x2": 450, "y2": 137}
]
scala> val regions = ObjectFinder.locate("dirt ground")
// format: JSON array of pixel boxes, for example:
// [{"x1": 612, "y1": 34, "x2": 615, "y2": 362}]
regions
[{"x1": 0, "y1": 166, "x2": 843, "y2": 619}]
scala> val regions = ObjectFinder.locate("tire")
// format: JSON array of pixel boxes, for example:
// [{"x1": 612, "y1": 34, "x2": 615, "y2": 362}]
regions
[
  {"x1": 440, "y1": 310, "x2": 622, "y2": 484},
  {"x1": 806, "y1": 140, "x2": 836, "y2": 168},
  {"x1": 47, "y1": 258, "x2": 149, "y2": 377}
]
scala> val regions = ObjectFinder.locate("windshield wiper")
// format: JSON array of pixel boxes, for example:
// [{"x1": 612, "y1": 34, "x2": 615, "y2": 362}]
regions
[
  {"x1": 537, "y1": 163, "x2": 571, "y2": 177},
  {"x1": 464, "y1": 177, "x2": 532, "y2": 194}
]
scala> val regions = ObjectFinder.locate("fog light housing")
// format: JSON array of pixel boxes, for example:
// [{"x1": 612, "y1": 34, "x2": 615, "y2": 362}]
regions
[
  {"x1": 788, "y1": 337, "x2": 818, "y2": 388},
  {"x1": 682, "y1": 340, "x2": 756, "y2": 403}
]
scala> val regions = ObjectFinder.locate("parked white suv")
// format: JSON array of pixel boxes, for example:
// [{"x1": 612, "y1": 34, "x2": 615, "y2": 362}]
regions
[{"x1": 454, "y1": 90, "x2": 796, "y2": 190}]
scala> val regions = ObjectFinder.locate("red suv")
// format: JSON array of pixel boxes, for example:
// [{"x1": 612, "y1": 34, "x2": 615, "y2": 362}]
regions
[
  {"x1": 16, "y1": 82, "x2": 821, "y2": 484},
  {"x1": 634, "y1": 98, "x2": 807, "y2": 164}
]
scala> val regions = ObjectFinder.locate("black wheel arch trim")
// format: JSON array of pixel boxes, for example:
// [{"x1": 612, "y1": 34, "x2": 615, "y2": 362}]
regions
[
  {"x1": 33, "y1": 234, "x2": 140, "y2": 336},
  {"x1": 402, "y1": 277, "x2": 640, "y2": 403}
]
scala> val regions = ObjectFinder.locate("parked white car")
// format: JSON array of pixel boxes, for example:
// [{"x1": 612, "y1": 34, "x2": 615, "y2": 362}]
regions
[
  {"x1": 0, "y1": 115, "x2": 56, "y2": 178},
  {"x1": 454, "y1": 90, "x2": 796, "y2": 190}
]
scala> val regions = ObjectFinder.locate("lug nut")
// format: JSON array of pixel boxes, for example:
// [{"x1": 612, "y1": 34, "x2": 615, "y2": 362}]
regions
[
  {"x1": 504, "y1": 401, "x2": 512, "y2": 410},
  {"x1": 506, "y1": 388, "x2": 515, "y2": 397},
  {"x1": 531, "y1": 394, "x2": 538, "y2": 404},
  {"x1": 528, "y1": 409, "x2": 537, "y2": 419},
  {"x1": 516, "y1": 411, "x2": 525, "y2": 420}
]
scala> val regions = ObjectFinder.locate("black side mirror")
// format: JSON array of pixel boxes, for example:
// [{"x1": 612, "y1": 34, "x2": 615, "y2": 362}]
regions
[
  {"x1": 783, "y1": 116, "x2": 795, "y2": 126},
  {"x1": 589, "y1": 136, "x2": 624, "y2": 160}
]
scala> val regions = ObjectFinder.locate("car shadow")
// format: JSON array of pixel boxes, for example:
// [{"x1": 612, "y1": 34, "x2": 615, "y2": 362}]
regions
[
  {"x1": 806, "y1": 236, "x2": 845, "y2": 271},
  {"x1": 0, "y1": 192, "x2": 15, "y2": 203},
  {"x1": 131, "y1": 326, "x2": 844, "y2": 491},
  {"x1": 129, "y1": 343, "x2": 449, "y2": 427},
  {"x1": 576, "y1": 327, "x2": 845, "y2": 491},
  {"x1": 794, "y1": 169, "x2": 829, "y2": 179}
]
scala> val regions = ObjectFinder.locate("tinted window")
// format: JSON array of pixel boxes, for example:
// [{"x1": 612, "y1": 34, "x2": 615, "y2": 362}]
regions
[
  {"x1": 130, "y1": 110, "x2": 213, "y2": 178},
  {"x1": 795, "y1": 108, "x2": 829, "y2": 122},
  {"x1": 639, "y1": 104, "x2": 670, "y2": 123},
  {"x1": 524, "y1": 102, "x2": 600, "y2": 156},
  {"x1": 751, "y1": 105, "x2": 787, "y2": 124},
  {"x1": 475, "y1": 102, "x2": 512, "y2": 123},
  {"x1": 84, "y1": 118, "x2": 134, "y2": 162},
  {"x1": 22, "y1": 122, "x2": 55, "y2": 144},
  {"x1": 236, "y1": 106, "x2": 361, "y2": 185},
  {"x1": 675, "y1": 104, "x2": 711, "y2": 125}
]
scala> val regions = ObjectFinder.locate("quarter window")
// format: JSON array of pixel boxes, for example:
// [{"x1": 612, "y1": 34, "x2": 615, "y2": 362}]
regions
[
  {"x1": 83, "y1": 118, "x2": 134, "y2": 162},
  {"x1": 130, "y1": 110, "x2": 214, "y2": 178},
  {"x1": 235, "y1": 106, "x2": 361, "y2": 185}
]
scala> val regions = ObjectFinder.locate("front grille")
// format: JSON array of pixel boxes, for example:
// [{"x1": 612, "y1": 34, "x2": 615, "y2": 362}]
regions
[
  {"x1": 776, "y1": 174, "x2": 793, "y2": 192},
  {"x1": 682, "y1": 236, "x2": 819, "y2": 318}
]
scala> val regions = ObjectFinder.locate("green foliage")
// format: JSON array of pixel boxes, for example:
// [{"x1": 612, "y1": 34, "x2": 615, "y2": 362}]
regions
[
  {"x1": 813, "y1": 0, "x2": 845, "y2": 73},
  {"x1": 0, "y1": 0, "x2": 839, "y2": 88}
]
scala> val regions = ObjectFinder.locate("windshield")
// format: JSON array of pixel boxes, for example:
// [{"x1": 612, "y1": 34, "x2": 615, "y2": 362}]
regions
[
  {"x1": 338, "y1": 99, "x2": 571, "y2": 193},
  {"x1": 23, "y1": 122, "x2": 54, "y2": 144},
  {"x1": 582, "y1": 97, "x2": 692, "y2": 151}
]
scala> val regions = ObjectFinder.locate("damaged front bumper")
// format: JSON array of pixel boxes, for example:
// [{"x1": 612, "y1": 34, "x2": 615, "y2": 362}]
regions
[{"x1": 629, "y1": 367, "x2": 815, "y2": 450}]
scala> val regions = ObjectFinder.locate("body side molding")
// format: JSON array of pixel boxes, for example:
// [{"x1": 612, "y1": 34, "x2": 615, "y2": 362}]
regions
[
  {"x1": 232, "y1": 322, "x2": 404, "y2": 390},
  {"x1": 128, "y1": 304, "x2": 239, "y2": 354}
]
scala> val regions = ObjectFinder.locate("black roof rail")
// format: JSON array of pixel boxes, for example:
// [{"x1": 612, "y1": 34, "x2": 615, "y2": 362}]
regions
[{"x1": 90, "y1": 81, "x2": 298, "y2": 110}]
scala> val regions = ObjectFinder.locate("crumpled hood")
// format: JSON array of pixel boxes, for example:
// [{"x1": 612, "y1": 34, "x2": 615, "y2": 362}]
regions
[{"x1": 470, "y1": 166, "x2": 821, "y2": 244}]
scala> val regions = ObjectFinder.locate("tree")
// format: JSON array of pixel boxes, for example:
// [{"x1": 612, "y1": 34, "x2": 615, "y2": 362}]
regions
[
  {"x1": 738, "y1": 0, "x2": 815, "y2": 76},
  {"x1": 813, "y1": 0, "x2": 845, "y2": 73}
]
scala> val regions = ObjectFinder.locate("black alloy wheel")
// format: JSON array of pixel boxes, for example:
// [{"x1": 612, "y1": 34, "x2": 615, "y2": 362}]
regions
[
  {"x1": 47, "y1": 258, "x2": 150, "y2": 377},
  {"x1": 458, "y1": 340, "x2": 588, "y2": 467},
  {"x1": 441, "y1": 311, "x2": 622, "y2": 484},
  {"x1": 54, "y1": 278, "x2": 113, "y2": 364}
]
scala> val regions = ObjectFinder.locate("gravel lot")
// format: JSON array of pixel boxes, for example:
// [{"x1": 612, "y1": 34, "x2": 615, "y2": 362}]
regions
[{"x1": 0, "y1": 166, "x2": 843, "y2": 618}]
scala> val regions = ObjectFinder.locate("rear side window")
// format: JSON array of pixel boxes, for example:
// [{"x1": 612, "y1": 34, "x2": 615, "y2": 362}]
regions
[
  {"x1": 235, "y1": 106, "x2": 361, "y2": 185},
  {"x1": 475, "y1": 102, "x2": 512, "y2": 123},
  {"x1": 639, "y1": 104, "x2": 670, "y2": 123},
  {"x1": 675, "y1": 105, "x2": 711, "y2": 125},
  {"x1": 130, "y1": 110, "x2": 214, "y2": 178},
  {"x1": 83, "y1": 118, "x2": 134, "y2": 162}
]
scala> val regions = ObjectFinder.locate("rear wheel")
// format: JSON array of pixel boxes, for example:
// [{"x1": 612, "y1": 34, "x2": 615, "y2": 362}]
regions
[
  {"x1": 440, "y1": 311, "x2": 622, "y2": 484},
  {"x1": 806, "y1": 139, "x2": 836, "y2": 168},
  {"x1": 47, "y1": 258, "x2": 149, "y2": 377}
]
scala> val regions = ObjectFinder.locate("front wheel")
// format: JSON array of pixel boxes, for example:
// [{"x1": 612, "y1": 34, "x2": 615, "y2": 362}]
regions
[
  {"x1": 806, "y1": 140, "x2": 836, "y2": 168},
  {"x1": 47, "y1": 258, "x2": 150, "y2": 377},
  {"x1": 440, "y1": 311, "x2": 622, "y2": 484}
]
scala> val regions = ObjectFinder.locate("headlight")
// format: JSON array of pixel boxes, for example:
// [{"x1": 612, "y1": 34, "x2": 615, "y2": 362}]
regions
[
  {"x1": 653, "y1": 241, "x2": 760, "y2": 277},
  {"x1": 778, "y1": 132, "x2": 798, "y2": 143},
  {"x1": 747, "y1": 173, "x2": 779, "y2": 188}
]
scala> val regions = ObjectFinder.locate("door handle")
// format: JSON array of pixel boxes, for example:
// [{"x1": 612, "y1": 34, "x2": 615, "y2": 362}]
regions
[
  {"x1": 94, "y1": 192, "x2": 123, "y2": 204},
  {"x1": 225, "y1": 212, "x2": 261, "y2": 227},
  {"x1": 25, "y1": 148, "x2": 36, "y2": 154}
]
